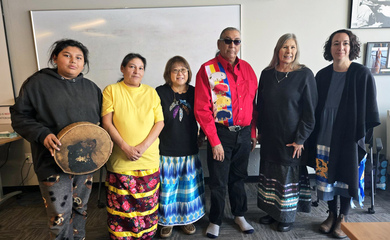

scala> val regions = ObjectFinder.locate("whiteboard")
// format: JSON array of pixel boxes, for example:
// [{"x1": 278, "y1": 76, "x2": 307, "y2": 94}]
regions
[
  {"x1": 30, "y1": 5, "x2": 241, "y2": 90},
  {"x1": 0, "y1": 3, "x2": 15, "y2": 106}
]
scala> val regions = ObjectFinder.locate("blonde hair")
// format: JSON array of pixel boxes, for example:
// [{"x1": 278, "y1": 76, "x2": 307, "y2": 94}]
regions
[{"x1": 266, "y1": 33, "x2": 304, "y2": 70}]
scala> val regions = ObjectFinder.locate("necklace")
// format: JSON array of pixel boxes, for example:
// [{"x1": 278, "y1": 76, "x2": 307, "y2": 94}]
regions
[{"x1": 275, "y1": 70, "x2": 289, "y2": 83}]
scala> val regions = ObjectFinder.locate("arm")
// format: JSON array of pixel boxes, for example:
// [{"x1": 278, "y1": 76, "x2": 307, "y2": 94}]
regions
[
  {"x1": 294, "y1": 70, "x2": 318, "y2": 144},
  {"x1": 101, "y1": 85, "x2": 141, "y2": 160},
  {"x1": 250, "y1": 73, "x2": 259, "y2": 152},
  {"x1": 135, "y1": 120, "x2": 164, "y2": 155},
  {"x1": 10, "y1": 78, "x2": 60, "y2": 155},
  {"x1": 196, "y1": 131, "x2": 223, "y2": 159},
  {"x1": 194, "y1": 67, "x2": 221, "y2": 147},
  {"x1": 10, "y1": 83, "x2": 51, "y2": 143},
  {"x1": 256, "y1": 71, "x2": 264, "y2": 146},
  {"x1": 194, "y1": 65, "x2": 224, "y2": 161},
  {"x1": 134, "y1": 88, "x2": 164, "y2": 156},
  {"x1": 288, "y1": 69, "x2": 318, "y2": 158},
  {"x1": 102, "y1": 112, "x2": 142, "y2": 161},
  {"x1": 363, "y1": 68, "x2": 380, "y2": 130}
]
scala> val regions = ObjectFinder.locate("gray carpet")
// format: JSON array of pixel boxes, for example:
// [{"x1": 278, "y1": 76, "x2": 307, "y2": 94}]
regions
[{"x1": 0, "y1": 182, "x2": 389, "y2": 240}]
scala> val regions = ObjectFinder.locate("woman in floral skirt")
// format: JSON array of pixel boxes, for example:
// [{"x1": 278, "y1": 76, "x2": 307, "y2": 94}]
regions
[{"x1": 102, "y1": 53, "x2": 164, "y2": 239}]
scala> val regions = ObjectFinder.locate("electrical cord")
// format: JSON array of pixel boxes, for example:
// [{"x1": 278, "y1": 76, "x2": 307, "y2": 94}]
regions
[{"x1": 20, "y1": 157, "x2": 33, "y2": 186}]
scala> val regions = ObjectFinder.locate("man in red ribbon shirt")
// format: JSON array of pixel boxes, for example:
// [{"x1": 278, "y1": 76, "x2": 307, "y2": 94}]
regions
[{"x1": 194, "y1": 27, "x2": 258, "y2": 238}]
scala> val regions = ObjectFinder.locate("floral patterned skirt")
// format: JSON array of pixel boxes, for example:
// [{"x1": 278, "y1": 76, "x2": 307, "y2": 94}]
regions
[{"x1": 106, "y1": 168, "x2": 160, "y2": 239}]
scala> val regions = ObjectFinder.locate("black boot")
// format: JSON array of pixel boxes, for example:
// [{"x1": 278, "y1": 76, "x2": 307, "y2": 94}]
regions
[{"x1": 259, "y1": 215, "x2": 276, "y2": 225}]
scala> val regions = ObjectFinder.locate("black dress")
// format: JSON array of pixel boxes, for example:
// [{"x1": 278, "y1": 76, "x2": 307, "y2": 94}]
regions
[{"x1": 256, "y1": 67, "x2": 317, "y2": 223}]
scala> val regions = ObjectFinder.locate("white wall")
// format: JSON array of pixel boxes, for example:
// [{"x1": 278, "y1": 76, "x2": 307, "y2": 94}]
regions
[
  {"x1": 1, "y1": 0, "x2": 389, "y2": 186},
  {"x1": 0, "y1": 2, "x2": 14, "y2": 106}
]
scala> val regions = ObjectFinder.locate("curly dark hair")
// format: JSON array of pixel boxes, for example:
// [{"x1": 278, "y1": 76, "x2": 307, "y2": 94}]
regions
[{"x1": 323, "y1": 29, "x2": 360, "y2": 61}]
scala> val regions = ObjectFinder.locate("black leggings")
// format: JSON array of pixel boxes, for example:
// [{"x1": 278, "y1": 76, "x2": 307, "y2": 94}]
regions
[{"x1": 328, "y1": 195, "x2": 351, "y2": 216}]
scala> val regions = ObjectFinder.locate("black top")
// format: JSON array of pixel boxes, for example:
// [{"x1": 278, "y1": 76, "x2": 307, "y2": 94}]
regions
[
  {"x1": 156, "y1": 84, "x2": 198, "y2": 156},
  {"x1": 10, "y1": 68, "x2": 102, "y2": 180},
  {"x1": 306, "y1": 63, "x2": 380, "y2": 199},
  {"x1": 257, "y1": 67, "x2": 317, "y2": 166}
]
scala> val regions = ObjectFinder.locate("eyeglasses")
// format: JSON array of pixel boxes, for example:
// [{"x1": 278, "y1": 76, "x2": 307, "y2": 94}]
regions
[
  {"x1": 171, "y1": 68, "x2": 188, "y2": 74},
  {"x1": 219, "y1": 38, "x2": 241, "y2": 45}
]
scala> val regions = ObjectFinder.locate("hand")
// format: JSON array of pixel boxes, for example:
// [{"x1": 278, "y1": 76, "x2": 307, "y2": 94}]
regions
[
  {"x1": 134, "y1": 143, "x2": 148, "y2": 156},
  {"x1": 212, "y1": 144, "x2": 224, "y2": 162},
  {"x1": 251, "y1": 137, "x2": 257, "y2": 152},
  {"x1": 286, "y1": 142, "x2": 304, "y2": 158},
  {"x1": 43, "y1": 133, "x2": 61, "y2": 156},
  {"x1": 122, "y1": 143, "x2": 142, "y2": 161}
]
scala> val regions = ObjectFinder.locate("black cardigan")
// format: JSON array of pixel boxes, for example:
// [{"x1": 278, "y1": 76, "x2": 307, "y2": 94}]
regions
[{"x1": 306, "y1": 62, "x2": 380, "y2": 199}]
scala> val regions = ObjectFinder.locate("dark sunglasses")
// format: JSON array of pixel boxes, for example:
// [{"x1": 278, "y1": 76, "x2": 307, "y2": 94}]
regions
[{"x1": 219, "y1": 38, "x2": 241, "y2": 45}]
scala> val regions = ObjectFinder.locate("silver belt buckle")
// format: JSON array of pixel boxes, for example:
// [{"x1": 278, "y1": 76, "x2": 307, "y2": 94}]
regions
[{"x1": 228, "y1": 125, "x2": 242, "y2": 132}]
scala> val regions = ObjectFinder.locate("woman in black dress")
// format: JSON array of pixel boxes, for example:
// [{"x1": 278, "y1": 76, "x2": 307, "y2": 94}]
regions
[{"x1": 256, "y1": 33, "x2": 317, "y2": 232}]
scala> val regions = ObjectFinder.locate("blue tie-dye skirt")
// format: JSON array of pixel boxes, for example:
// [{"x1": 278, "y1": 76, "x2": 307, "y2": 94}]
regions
[{"x1": 158, "y1": 154, "x2": 206, "y2": 226}]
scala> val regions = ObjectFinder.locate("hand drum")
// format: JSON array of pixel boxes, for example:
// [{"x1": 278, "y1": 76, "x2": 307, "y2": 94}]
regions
[{"x1": 54, "y1": 122, "x2": 113, "y2": 175}]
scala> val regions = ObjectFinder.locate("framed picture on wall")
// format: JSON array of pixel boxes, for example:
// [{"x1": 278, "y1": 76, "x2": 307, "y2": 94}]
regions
[
  {"x1": 365, "y1": 42, "x2": 390, "y2": 75},
  {"x1": 350, "y1": 0, "x2": 390, "y2": 28}
]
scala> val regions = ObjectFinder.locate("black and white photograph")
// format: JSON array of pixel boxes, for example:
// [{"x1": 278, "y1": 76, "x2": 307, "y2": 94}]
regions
[
  {"x1": 350, "y1": 0, "x2": 390, "y2": 28},
  {"x1": 365, "y1": 42, "x2": 390, "y2": 74}
]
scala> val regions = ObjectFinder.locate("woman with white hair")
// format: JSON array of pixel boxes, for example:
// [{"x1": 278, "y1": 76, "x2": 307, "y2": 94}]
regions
[{"x1": 256, "y1": 33, "x2": 317, "y2": 232}]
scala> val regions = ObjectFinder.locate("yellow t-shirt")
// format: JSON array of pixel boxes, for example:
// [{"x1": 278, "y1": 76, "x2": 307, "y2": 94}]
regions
[{"x1": 102, "y1": 81, "x2": 164, "y2": 173}]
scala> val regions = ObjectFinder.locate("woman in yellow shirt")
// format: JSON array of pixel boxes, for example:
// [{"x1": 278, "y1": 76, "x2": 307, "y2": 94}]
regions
[{"x1": 102, "y1": 53, "x2": 164, "y2": 239}]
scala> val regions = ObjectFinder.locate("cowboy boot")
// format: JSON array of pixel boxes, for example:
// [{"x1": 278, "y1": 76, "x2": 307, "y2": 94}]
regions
[
  {"x1": 319, "y1": 211, "x2": 337, "y2": 234},
  {"x1": 332, "y1": 214, "x2": 347, "y2": 239}
]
